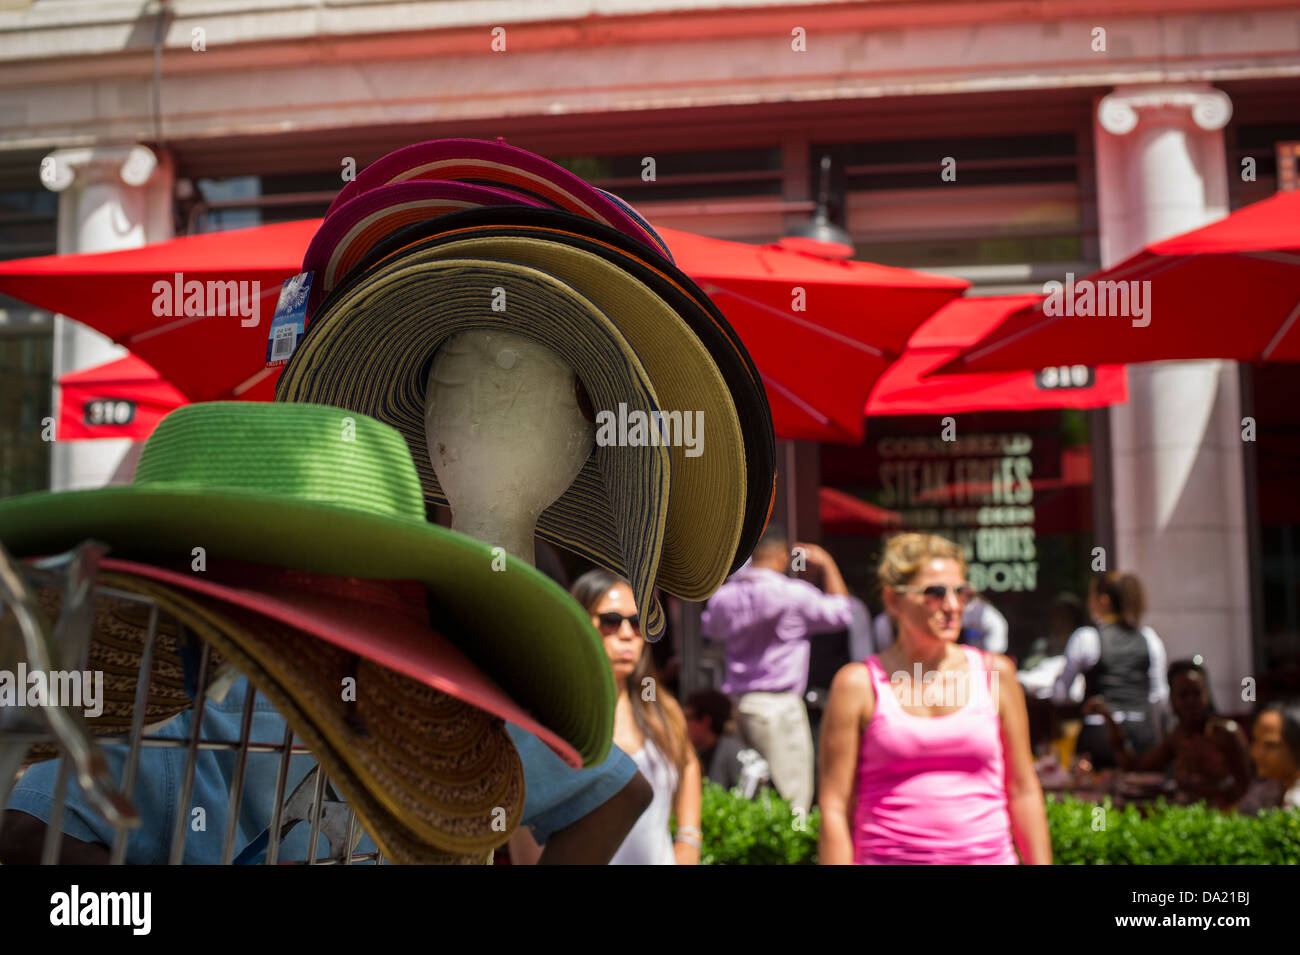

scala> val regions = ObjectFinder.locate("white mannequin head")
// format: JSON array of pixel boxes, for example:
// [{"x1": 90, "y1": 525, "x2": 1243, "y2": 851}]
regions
[{"x1": 425, "y1": 329, "x2": 595, "y2": 565}]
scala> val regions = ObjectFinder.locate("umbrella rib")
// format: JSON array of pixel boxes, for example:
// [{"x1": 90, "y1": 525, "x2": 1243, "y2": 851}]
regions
[
  {"x1": 1240, "y1": 250, "x2": 1300, "y2": 267},
  {"x1": 1261, "y1": 297, "x2": 1300, "y2": 362},
  {"x1": 961, "y1": 304, "x2": 1058, "y2": 365},
  {"x1": 698, "y1": 282, "x2": 887, "y2": 358},
  {"x1": 127, "y1": 313, "x2": 210, "y2": 343},
  {"x1": 758, "y1": 373, "x2": 834, "y2": 428},
  {"x1": 231, "y1": 366, "x2": 278, "y2": 397}
]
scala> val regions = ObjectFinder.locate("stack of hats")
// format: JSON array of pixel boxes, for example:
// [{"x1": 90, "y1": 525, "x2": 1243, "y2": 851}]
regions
[
  {"x1": 275, "y1": 138, "x2": 776, "y2": 642},
  {"x1": 0, "y1": 401, "x2": 613, "y2": 863},
  {"x1": 0, "y1": 139, "x2": 775, "y2": 864}
]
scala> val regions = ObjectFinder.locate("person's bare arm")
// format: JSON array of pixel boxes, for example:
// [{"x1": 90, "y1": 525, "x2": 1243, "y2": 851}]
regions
[
  {"x1": 1214, "y1": 720, "x2": 1254, "y2": 804},
  {"x1": 507, "y1": 823, "x2": 544, "y2": 865},
  {"x1": 794, "y1": 542, "x2": 848, "y2": 596},
  {"x1": 0, "y1": 810, "x2": 110, "y2": 865},
  {"x1": 993, "y1": 655, "x2": 1052, "y2": 865},
  {"x1": 534, "y1": 770, "x2": 653, "y2": 865},
  {"x1": 672, "y1": 751, "x2": 703, "y2": 865},
  {"x1": 817, "y1": 662, "x2": 871, "y2": 865},
  {"x1": 1085, "y1": 697, "x2": 1176, "y2": 771}
]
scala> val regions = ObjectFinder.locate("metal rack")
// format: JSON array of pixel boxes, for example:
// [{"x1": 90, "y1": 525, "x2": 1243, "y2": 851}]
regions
[{"x1": 0, "y1": 540, "x2": 379, "y2": 865}]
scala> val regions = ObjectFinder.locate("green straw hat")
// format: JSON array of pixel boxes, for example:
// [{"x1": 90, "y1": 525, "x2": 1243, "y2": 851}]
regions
[{"x1": 0, "y1": 401, "x2": 614, "y2": 766}]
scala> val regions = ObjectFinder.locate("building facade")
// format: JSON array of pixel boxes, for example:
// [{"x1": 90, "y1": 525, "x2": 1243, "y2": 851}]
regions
[{"x1": 3, "y1": 0, "x2": 1299, "y2": 707}]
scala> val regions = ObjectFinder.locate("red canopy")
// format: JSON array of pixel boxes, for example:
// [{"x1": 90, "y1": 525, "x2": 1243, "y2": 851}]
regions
[
  {"x1": 0, "y1": 220, "x2": 316, "y2": 402},
  {"x1": 58, "y1": 354, "x2": 185, "y2": 441},
  {"x1": 942, "y1": 189, "x2": 1300, "y2": 374},
  {"x1": 867, "y1": 295, "x2": 1127, "y2": 416},
  {"x1": 0, "y1": 219, "x2": 966, "y2": 443},
  {"x1": 818, "y1": 486, "x2": 903, "y2": 535},
  {"x1": 659, "y1": 227, "x2": 968, "y2": 441}
]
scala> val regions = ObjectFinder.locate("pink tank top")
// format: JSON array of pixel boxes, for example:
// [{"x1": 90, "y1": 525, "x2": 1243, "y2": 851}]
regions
[{"x1": 852, "y1": 646, "x2": 1018, "y2": 865}]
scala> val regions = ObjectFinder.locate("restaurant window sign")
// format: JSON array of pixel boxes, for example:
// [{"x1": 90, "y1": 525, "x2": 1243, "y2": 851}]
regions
[
  {"x1": 821, "y1": 409, "x2": 1097, "y2": 655},
  {"x1": 876, "y1": 431, "x2": 1038, "y2": 593}
]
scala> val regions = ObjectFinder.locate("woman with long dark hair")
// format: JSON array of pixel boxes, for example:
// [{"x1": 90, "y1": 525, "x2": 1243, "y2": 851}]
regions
[
  {"x1": 1250, "y1": 701, "x2": 1300, "y2": 810},
  {"x1": 570, "y1": 569, "x2": 701, "y2": 865}
]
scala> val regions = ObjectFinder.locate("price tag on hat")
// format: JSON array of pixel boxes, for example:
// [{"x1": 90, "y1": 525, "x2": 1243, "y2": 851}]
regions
[{"x1": 266, "y1": 271, "x2": 312, "y2": 368}]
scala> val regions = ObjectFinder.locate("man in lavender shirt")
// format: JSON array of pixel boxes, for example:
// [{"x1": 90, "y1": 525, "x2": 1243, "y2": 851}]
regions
[{"x1": 701, "y1": 525, "x2": 854, "y2": 813}]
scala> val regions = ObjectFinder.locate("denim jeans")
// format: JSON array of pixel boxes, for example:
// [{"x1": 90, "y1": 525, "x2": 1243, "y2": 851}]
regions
[{"x1": 7, "y1": 676, "x2": 376, "y2": 864}]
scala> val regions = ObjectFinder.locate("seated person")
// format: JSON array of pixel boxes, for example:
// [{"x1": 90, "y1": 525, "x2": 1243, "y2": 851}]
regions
[
  {"x1": 1246, "y1": 700, "x2": 1300, "y2": 812},
  {"x1": 1084, "y1": 659, "x2": 1251, "y2": 809},
  {"x1": 684, "y1": 689, "x2": 746, "y2": 790}
]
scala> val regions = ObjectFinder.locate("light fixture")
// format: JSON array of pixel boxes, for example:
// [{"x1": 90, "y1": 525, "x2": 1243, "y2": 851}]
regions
[{"x1": 778, "y1": 155, "x2": 855, "y2": 259}]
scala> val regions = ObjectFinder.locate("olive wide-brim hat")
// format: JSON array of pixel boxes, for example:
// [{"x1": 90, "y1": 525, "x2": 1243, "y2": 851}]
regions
[
  {"x1": 298, "y1": 234, "x2": 747, "y2": 601},
  {"x1": 276, "y1": 256, "x2": 690, "y2": 640},
  {"x1": 0, "y1": 401, "x2": 614, "y2": 767},
  {"x1": 319, "y1": 204, "x2": 777, "y2": 578}
]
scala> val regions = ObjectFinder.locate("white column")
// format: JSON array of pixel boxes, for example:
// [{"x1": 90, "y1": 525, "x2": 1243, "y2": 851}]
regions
[
  {"x1": 42, "y1": 145, "x2": 173, "y2": 490},
  {"x1": 1095, "y1": 85, "x2": 1251, "y2": 710}
]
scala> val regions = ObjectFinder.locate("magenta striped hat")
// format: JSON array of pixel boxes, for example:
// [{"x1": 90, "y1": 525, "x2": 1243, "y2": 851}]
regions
[{"x1": 329, "y1": 138, "x2": 673, "y2": 263}]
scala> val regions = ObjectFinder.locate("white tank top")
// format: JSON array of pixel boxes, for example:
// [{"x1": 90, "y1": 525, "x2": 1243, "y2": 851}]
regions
[{"x1": 609, "y1": 737, "x2": 679, "y2": 865}]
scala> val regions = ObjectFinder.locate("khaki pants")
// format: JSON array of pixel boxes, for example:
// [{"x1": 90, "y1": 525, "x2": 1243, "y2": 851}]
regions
[{"x1": 735, "y1": 691, "x2": 814, "y2": 813}]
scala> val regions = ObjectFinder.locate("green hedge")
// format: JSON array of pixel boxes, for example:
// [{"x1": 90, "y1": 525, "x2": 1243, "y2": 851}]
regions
[
  {"x1": 697, "y1": 783, "x2": 1300, "y2": 865},
  {"x1": 697, "y1": 783, "x2": 819, "y2": 865},
  {"x1": 1046, "y1": 795, "x2": 1300, "y2": 865}
]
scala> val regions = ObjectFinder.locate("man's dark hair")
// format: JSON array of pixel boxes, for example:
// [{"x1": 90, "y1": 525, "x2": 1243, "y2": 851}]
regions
[
  {"x1": 1168, "y1": 658, "x2": 1218, "y2": 715},
  {"x1": 685, "y1": 689, "x2": 733, "y2": 736},
  {"x1": 753, "y1": 523, "x2": 788, "y2": 557}
]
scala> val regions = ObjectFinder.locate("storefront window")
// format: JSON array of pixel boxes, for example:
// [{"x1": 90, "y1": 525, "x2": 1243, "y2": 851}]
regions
[
  {"x1": 1252, "y1": 363, "x2": 1300, "y2": 697},
  {"x1": 0, "y1": 169, "x2": 56, "y2": 497}
]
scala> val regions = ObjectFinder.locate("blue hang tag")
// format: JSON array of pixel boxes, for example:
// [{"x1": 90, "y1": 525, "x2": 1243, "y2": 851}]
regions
[{"x1": 266, "y1": 272, "x2": 312, "y2": 368}]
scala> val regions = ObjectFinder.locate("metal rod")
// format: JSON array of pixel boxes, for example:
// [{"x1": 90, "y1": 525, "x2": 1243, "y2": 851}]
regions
[
  {"x1": 219, "y1": 683, "x2": 259, "y2": 865},
  {"x1": 167, "y1": 635, "x2": 211, "y2": 865},
  {"x1": 305, "y1": 766, "x2": 327, "y2": 865},
  {"x1": 264, "y1": 722, "x2": 296, "y2": 866},
  {"x1": 109, "y1": 602, "x2": 159, "y2": 865}
]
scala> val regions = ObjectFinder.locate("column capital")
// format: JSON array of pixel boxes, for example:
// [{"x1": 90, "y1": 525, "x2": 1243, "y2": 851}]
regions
[
  {"x1": 1097, "y1": 85, "x2": 1233, "y2": 136},
  {"x1": 39, "y1": 144, "x2": 161, "y2": 193}
]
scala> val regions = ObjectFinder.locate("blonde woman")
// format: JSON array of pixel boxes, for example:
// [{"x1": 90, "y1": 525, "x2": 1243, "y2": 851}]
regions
[
  {"x1": 818, "y1": 533, "x2": 1050, "y2": 864},
  {"x1": 571, "y1": 569, "x2": 702, "y2": 865}
]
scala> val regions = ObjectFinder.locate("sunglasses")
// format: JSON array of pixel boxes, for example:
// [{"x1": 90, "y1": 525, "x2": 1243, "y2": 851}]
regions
[
  {"x1": 595, "y1": 611, "x2": 641, "y2": 635},
  {"x1": 893, "y1": 584, "x2": 975, "y2": 605}
]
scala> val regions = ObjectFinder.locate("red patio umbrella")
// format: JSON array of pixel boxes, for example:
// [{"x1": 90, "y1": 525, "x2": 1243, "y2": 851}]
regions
[
  {"x1": 659, "y1": 227, "x2": 968, "y2": 441},
  {"x1": 0, "y1": 219, "x2": 966, "y2": 443},
  {"x1": 0, "y1": 220, "x2": 316, "y2": 402},
  {"x1": 867, "y1": 295, "x2": 1127, "y2": 416},
  {"x1": 58, "y1": 354, "x2": 185, "y2": 441},
  {"x1": 818, "y1": 486, "x2": 903, "y2": 536},
  {"x1": 941, "y1": 189, "x2": 1300, "y2": 374}
]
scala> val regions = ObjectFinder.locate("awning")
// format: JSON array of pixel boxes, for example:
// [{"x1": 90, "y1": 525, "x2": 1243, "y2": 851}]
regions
[
  {"x1": 867, "y1": 295, "x2": 1127, "y2": 416},
  {"x1": 58, "y1": 354, "x2": 186, "y2": 441},
  {"x1": 942, "y1": 189, "x2": 1300, "y2": 374},
  {"x1": 0, "y1": 219, "x2": 968, "y2": 444}
]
